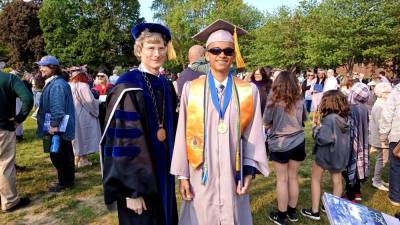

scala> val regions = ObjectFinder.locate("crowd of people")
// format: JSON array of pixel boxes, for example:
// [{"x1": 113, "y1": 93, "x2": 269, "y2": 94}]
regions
[{"x1": 0, "y1": 19, "x2": 399, "y2": 225}]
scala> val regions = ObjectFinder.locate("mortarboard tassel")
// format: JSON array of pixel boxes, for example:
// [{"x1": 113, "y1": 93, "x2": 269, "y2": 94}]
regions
[
  {"x1": 234, "y1": 26, "x2": 245, "y2": 69},
  {"x1": 167, "y1": 41, "x2": 177, "y2": 61}
]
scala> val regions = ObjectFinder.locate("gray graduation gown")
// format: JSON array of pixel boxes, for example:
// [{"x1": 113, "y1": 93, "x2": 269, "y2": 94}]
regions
[{"x1": 170, "y1": 81, "x2": 269, "y2": 225}]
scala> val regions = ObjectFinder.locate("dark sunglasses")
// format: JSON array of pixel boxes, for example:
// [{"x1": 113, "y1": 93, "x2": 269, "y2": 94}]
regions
[{"x1": 207, "y1": 47, "x2": 235, "y2": 56}]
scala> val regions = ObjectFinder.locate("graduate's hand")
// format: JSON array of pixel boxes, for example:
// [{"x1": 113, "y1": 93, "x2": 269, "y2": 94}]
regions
[
  {"x1": 236, "y1": 175, "x2": 253, "y2": 195},
  {"x1": 126, "y1": 197, "x2": 147, "y2": 215},
  {"x1": 179, "y1": 179, "x2": 193, "y2": 201}
]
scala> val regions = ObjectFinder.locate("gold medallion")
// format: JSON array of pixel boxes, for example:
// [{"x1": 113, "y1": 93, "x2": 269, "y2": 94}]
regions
[
  {"x1": 157, "y1": 128, "x2": 166, "y2": 142},
  {"x1": 217, "y1": 122, "x2": 227, "y2": 134}
]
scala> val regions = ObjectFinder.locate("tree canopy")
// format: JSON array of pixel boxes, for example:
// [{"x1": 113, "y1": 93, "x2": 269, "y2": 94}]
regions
[
  {"x1": 151, "y1": 0, "x2": 263, "y2": 72},
  {"x1": 0, "y1": 0, "x2": 399, "y2": 75},
  {"x1": 38, "y1": 0, "x2": 143, "y2": 71},
  {"x1": 0, "y1": 0, "x2": 44, "y2": 71}
]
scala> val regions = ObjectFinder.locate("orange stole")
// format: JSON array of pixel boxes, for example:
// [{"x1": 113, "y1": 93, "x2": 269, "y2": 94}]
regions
[{"x1": 186, "y1": 76, "x2": 254, "y2": 169}]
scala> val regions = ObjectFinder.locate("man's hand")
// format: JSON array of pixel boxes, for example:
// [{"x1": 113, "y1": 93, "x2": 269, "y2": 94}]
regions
[
  {"x1": 126, "y1": 197, "x2": 147, "y2": 215},
  {"x1": 236, "y1": 175, "x2": 253, "y2": 195},
  {"x1": 8, "y1": 117, "x2": 19, "y2": 129},
  {"x1": 179, "y1": 179, "x2": 193, "y2": 201},
  {"x1": 49, "y1": 126, "x2": 58, "y2": 135},
  {"x1": 380, "y1": 139, "x2": 389, "y2": 147}
]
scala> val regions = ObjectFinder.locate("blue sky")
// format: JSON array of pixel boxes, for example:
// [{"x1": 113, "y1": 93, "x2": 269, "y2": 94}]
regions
[{"x1": 139, "y1": 0, "x2": 300, "y2": 22}]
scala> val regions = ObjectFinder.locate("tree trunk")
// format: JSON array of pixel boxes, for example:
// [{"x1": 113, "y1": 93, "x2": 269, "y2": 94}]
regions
[{"x1": 347, "y1": 56, "x2": 355, "y2": 76}]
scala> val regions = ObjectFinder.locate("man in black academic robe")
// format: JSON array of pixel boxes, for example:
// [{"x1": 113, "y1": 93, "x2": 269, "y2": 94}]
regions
[{"x1": 100, "y1": 68, "x2": 178, "y2": 225}]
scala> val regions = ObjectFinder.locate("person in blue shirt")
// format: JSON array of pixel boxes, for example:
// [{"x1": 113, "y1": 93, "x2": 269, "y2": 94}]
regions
[{"x1": 36, "y1": 55, "x2": 75, "y2": 193}]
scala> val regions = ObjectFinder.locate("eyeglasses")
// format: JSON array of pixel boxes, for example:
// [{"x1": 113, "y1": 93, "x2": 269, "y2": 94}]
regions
[
  {"x1": 143, "y1": 46, "x2": 167, "y2": 54},
  {"x1": 207, "y1": 47, "x2": 235, "y2": 56},
  {"x1": 96, "y1": 75, "x2": 105, "y2": 78}
]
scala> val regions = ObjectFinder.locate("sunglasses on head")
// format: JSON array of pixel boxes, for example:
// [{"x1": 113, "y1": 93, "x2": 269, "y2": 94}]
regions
[{"x1": 207, "y1": 47, "x2": 235, "y2": 56}]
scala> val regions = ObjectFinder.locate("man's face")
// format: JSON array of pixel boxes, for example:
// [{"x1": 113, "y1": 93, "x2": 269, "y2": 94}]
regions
[
  {"x1": 39, "y1": 66, "x2": 53, "y2": 78},
  {"x1": 138, "y1": 40, "x2": 166, "y2": 73},
  {"x1": 205, "y1": 41, "x2": 235, "y2": 74}
]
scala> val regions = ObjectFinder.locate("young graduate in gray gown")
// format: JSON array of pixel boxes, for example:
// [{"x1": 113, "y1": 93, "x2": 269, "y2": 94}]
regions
[{"x1": 170, "y1": 19, "x2": 269, "y2": 225}]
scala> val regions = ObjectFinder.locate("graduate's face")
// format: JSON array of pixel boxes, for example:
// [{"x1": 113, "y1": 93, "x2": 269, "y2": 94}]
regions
[
  {"x1": 206, "y1": 41, "x2": 235, "y2": 75},
  {"x1": 138, "y1": 39, "x2": 167, "y2": 73}
]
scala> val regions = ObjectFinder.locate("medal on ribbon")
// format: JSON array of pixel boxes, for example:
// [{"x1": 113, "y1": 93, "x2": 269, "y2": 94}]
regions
[{"x1": 207, "y1": 71, "x2": 232, "y2": 134}]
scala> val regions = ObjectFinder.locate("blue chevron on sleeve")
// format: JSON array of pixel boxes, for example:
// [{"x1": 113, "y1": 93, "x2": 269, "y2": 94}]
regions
[
  {"x1": 115, "y1": 110, "x2": 141, "y2": 121},
  {"x1": 104, "y1": 146, "x2": 141, "y2": 157},
  {"x1": 106, "y1": 127, "x2": 142, "y2": 139}
]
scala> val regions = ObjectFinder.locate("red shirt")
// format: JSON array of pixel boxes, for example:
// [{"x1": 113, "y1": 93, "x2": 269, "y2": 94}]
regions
[{"x1": 93, "y1": 83, "x2": 113, "y2": 95}]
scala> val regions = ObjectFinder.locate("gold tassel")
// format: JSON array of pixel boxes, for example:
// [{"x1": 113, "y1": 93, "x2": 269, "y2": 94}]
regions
[
  {"x1": 167, "y1": 41, "x2": 177, "y2": 61},
  {"x1": 235, "y1": 148, "x2": 240, "y2": 172},
  {"x1": 234, "y1": 26, "x2": 245, "y2": 69}
]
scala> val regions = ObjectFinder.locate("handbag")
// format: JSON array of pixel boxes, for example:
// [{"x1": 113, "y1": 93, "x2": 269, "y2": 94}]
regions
[{"x1": 394, "y1": 140, "x2": 400, "y2": 159}]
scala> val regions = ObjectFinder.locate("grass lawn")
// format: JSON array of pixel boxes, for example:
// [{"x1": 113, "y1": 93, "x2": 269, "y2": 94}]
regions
[{"x1": 1, "y1": 115, "x2": 398, "y2": 224}]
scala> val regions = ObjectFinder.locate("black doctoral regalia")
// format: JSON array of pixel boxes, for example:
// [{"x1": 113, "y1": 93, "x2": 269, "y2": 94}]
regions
[{"x1": 100, "y1": 69, "x2": 178, "y2": 225}]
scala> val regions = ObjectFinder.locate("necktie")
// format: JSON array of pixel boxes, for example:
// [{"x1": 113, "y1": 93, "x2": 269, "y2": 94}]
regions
[
  {"x1": 218, "y1": 84, "x2": 225, "y2": 94},
  {"x1": 217, "y1": 84, "x2": 225, "y2": 104}
]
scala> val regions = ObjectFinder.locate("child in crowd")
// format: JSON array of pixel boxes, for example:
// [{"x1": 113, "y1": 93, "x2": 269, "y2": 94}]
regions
[
  {"x1": 264, "y1": 71, "x2": 307, "y2": 225},
  {"x1": 344, "y1": 82, "x2": 370, "y2": 203},
  {"x1": 301, "y1": 90, "x2": 351, "y2": 220},
  {"x1": 369, "y1": 82, "x2": 392, "y2": 191}
]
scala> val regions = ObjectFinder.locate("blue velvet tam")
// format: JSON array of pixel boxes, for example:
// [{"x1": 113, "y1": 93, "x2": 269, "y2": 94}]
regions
[{"x1": 131, "y1": 23, "x2": 172, "y2": 42}]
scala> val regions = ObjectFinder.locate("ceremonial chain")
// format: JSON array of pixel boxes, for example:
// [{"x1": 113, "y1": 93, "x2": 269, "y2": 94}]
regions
[{"x1": 141, "y1": 71, "x2": 166, "y2": 142}]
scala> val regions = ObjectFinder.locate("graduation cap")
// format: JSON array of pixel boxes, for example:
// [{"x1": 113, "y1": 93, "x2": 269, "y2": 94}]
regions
[
  {"x1": 131, "y1": 23, "x2": 176, "y2": 60},
  {"x1": 192, "y1": 19, "x2": 248, "y2": 69}
]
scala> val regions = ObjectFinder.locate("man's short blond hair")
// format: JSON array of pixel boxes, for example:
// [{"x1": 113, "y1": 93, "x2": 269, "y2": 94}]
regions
[{"x1": 134, "y1": 29, "x2": 167, "y2": 60}]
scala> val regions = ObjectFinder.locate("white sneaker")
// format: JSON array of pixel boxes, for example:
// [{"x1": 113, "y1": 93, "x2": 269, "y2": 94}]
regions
[{"x1": 372, "y1": 182, "x2": 389, "y2": 191}]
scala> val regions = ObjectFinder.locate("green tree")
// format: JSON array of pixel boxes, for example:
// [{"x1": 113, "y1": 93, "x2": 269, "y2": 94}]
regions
[
  {"x1": 0, "y1": 0, "x2": 45, "y2": 71},
  {"x1": 38, "y1": 0, "x2": 143, "y2": 70},
  {"x1": 246, "y1": 7, "x2": 305, "y2": 70},
  {"x1": 301, "y1": 0, "x2": 400, "y2": 74},
  {"x1": 151, "y1": 0, "x2": 263, "y2": 72},
  {"x1": 360, "y1": 0, "x2": 400, "y2": 76}
]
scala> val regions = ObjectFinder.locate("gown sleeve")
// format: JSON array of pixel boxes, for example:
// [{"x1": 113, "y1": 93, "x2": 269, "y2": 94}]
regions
[
  {"x1": 170, "y1": 82, "x2": 191, "y2": 178},
  {"x1": 242, "y1": 84, "x2": 270, "y2": 177},
  {"x1": 101, "y1": 84, "x2": 158, "y2": 206}
]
